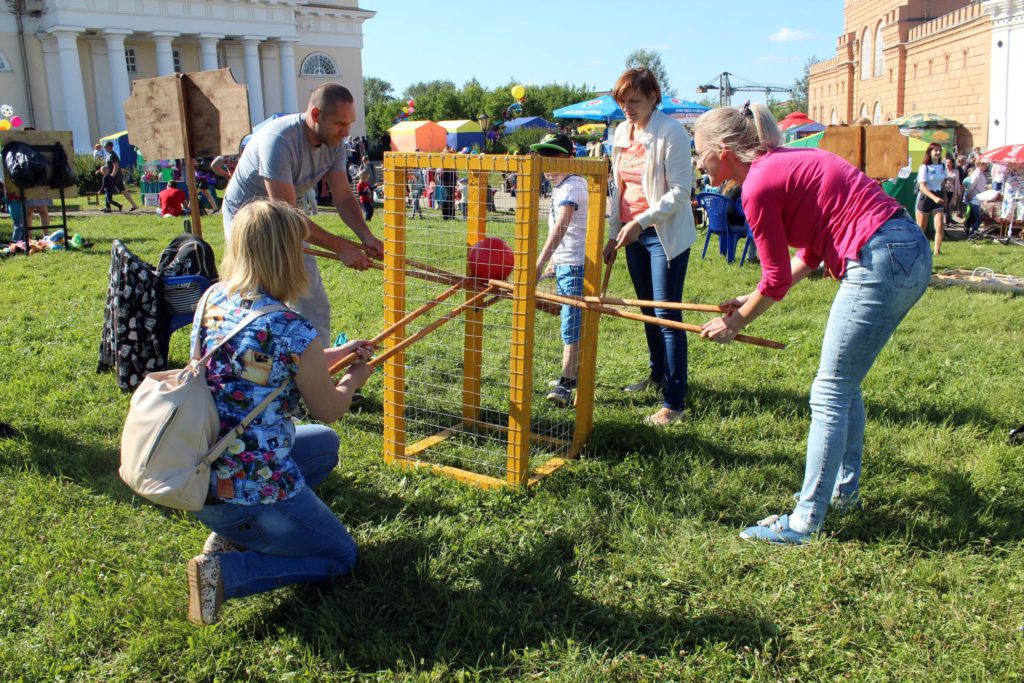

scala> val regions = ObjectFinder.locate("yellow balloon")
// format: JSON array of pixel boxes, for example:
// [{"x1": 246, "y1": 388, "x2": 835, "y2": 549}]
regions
[
  {"x1": 0, "y1": 119, "x2": 11, "y2": 131},
  {"x1": 511, "y1": 84, "x2": 525, "y2": 99}
]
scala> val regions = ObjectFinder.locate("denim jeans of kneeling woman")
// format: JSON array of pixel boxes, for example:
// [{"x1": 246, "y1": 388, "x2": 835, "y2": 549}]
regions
[
  {"x1": 624, "y1": 226, "x2": 690, "y2": 411},
  {"x1": 790, "y1": 217, "x2": 931, "y2": 533},
  {"x1": 193, "y1": 424, "x2": 358, "y2": 601}
]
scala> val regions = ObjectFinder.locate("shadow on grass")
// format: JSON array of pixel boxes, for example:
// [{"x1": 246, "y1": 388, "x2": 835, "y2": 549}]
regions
[
  {"x1": 675, "y1": 382, "x2": 1003, "y2": 432},
  {"x1": 256, "y1": 529, "x2": 788, "y2": 671},
  {"x1": 835, "y1": 468, "x2": 1024, "y2": 550}
]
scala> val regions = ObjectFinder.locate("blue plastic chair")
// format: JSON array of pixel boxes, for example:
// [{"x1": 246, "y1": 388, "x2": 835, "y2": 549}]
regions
[
  {"x1": 697, "y1": 192, "x2": 749, "y2": 264},
  {"x1": 162, "y1": 274, "x2": 212, "y2": 336}
]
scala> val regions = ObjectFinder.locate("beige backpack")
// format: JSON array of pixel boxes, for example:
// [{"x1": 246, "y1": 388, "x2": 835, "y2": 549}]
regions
[{"x1": 119, "y1": 286, "x2": 288, "y2": 510}]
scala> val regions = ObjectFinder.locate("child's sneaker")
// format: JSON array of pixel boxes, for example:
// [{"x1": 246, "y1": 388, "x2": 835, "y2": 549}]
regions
[
  {"x1": 546, "y1": 383, "x2": 573, "y2": 407},
  {"x1": 187, "y1": 554, "x2": 224, "y2": 625},
  {"x1": 739, "y1": 514, "x2": 816, "y2": 545}
]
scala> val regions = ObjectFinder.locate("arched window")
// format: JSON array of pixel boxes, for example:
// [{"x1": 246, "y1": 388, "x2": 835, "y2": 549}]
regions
[
  {"x1": 874, "y1": 22, "x2": 885, "y2": 77},
  {"x1": 300, "y1": 53, "x2": 338, "y2": 76},
  {"x1": 830, "y1": 107, "x2": 838, "y2": 125},
  {"x1": 873, "y1": 101, "x2": 882, "y2": 125},
  {"x1": 859, "y1": 103, "x2": 868, "y2": 120},
  {"x1": 861, "y1": 28, "x2": 872, "y2": 80},
  {"x1": 0, "y1": 51, "x2": 12, "y2": 72}
]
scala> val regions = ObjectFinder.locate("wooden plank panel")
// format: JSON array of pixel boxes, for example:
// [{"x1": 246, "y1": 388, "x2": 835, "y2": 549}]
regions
[
  {"x1": 182, "y1": 69, "x2": 252, "y2": 158},
  {"x1": 124, "y1": 74, "x2": 187, "y2": 161},
  {"x1": 821, "y1": 126, "x2": 863, "y2": 169},
  {"x1": 864, "y1": 125, "x2": 908, "y2": 179},
  {"x1": 0, "y1": 130, "x2": 79, "y2": 199}
]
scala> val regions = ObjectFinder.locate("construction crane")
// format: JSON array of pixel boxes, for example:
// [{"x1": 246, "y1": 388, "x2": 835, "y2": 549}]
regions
[{"x1": 696, "y1": 72, "x2": 792, "y2": 108}]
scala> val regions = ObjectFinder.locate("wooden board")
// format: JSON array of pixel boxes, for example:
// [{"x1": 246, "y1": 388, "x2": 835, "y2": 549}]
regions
[
  {"x1": 124, "y1": 68, "x2": 250, "y2": 161},
  {"x1": 124, "y1": 74, "x2": 189, "y2": 162},
  {"x1": 820, "y1": 126, "x2": 862, "y2": 170},
  {"x1": 863, "y1": 126, "x2": 908, "y2": 179},
  {"x1": 0, "y1": 130, "x2": 79, "y2": 199},
  {"x1": 930, "y1": 269, "x2": 1024, "y2": 295},
  {"x1": 181, "y1": 69, "x2": 251, "y2": 158}
]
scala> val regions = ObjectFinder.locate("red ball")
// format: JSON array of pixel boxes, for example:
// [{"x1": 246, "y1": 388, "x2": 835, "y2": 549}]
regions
[{"x1": 467, "y1": 237, "x2": 515, "y2": 280}]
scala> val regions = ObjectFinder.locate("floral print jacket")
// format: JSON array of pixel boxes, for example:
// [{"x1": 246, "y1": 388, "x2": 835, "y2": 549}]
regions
[{"x1": 190, "y1": 289, "x2": 318, "y2": 505}]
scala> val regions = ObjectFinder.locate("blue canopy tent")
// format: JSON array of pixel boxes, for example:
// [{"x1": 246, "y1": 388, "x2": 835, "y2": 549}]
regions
[
  {"x1": 783, "y1": 121, "x2": 826, "y2": 143},
  {"x1": 658, "y1": 97, "x2": 710, "y2": 122},
  {"x1": 501, "y1": 116, "x2": 557, "y2": 133},
  {"x1": 553, "y1": 95, "x2": 624, "y2": 122},
  {"x1": 98, "y1": 131, "x2": 138, "y2": 171}
]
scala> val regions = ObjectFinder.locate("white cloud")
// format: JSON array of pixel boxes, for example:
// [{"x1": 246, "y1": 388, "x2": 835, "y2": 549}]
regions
[
  {"x1": 587, "y1": 60, "x2": 602, "y2": 67},
  {"x1": 754, "y1": 55, "x2": 802, "y2": 64},
  {"x1": 643, "y1": 44, "x2": 671, "y2": 51},
  {"x1": 768, "y1": 27, "x2": 814, "y2": 43}
]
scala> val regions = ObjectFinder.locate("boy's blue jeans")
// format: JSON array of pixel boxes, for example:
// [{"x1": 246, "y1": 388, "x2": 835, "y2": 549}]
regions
[
  {"x1": 625, "y1": 227, "x2": 690, "y2": 411},
  {"x1": 791, "y1": 217, "x2": 931, "y2": 532},
  {"x1": 192, "y1": 424, "x2": 357, "y2": 601}
]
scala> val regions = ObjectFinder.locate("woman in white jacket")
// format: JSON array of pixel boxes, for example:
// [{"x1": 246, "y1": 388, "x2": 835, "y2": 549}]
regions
[{"x1": 603, "y1": 68, "x2": 697, "y2": 425}]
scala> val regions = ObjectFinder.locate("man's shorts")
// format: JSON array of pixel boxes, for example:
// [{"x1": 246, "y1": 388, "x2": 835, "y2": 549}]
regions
[{"x1": 555, "y1": 264, "x2": 584, "y2": 344}]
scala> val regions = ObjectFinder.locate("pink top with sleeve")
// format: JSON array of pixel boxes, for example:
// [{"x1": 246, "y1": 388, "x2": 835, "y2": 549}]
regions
[
  {"x1": 617, "y1": 139, "x2": 650, "y2": 222},
  {"x1": 741, "y1": 147, "x2": 903, "y2": 301}
]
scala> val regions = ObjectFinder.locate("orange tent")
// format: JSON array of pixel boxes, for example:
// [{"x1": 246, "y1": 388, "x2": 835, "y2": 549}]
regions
[{"x1": 390, "y1": 121, "x2": 447, "y2": 153}]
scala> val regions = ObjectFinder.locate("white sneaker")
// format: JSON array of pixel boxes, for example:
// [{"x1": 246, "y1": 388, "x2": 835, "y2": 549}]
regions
[{"x1": 202, "y1": 532, "x2": 244, "y2": 554}]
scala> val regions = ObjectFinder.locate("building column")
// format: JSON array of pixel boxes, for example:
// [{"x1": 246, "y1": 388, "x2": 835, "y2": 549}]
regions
[
  {"x1": 197, "y1": 33, "x2": 223, "y2": 72},
  {"x1": 102, "y1": 28, "x2": 133, "y2": 131},
  {"x1": 240, "y1": 36, "x2": 265, "y2": 124},
  {"x1": 86, "y1": 38, "x2": 115, "y2": 136},
  {"x1": 49, "y1": 27, "x2": 91, "y2": 152},
  {"x1": 277, "y1": 38, "x2": 300, "y2": 113},
  {"x1": 152, "y1": 31, "x2": 179, "y2": 76},
  {"x1": 259, "y1": 42, "x2": 281, "y2": 115},
  {"x1": 40, "y1": 37, "x2": 66, "y2": 131}
]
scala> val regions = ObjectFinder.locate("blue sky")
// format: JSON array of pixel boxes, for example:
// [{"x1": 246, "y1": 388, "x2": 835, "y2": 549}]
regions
[{"x1": 361, "y1": 1, "x2": 845, "y2": 104}]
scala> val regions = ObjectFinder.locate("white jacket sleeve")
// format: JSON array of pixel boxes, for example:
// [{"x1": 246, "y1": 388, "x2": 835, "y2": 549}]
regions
[{"x1": 635, "y1": 124, "x2": 691, "y2": 230}]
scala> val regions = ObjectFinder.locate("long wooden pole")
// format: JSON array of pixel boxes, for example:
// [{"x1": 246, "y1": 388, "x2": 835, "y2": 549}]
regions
[
  {"x1": 327, "y1": 280, "x2": 465, "y2": 375},
  {"x1": 366, "y1": 287, "x2": 496, "y2": 369},
  {"x1": 487, "y1": 280, "x2": 785, "y2": 350},
  {"x1": 577, "y1": 294, "x2": 727, "y2": 314}
]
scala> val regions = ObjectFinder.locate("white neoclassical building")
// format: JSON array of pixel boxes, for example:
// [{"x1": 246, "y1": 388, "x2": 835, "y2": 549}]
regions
[{"x1": 0, "y1": 0, "x2": 375, "y2": 152}]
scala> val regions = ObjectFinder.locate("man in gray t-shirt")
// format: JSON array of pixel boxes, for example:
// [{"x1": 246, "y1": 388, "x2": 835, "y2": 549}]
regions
[{"x1": 223, "y1": 83, "x2": 383, "y2": 342}]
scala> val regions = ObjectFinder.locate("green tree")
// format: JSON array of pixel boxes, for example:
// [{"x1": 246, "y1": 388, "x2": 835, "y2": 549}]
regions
[
  {"x1": 624, "y1": 49, "x2": 676, "y2": 97},
  {"x1": 363, "y1": 76, "x2": 397, "y2": 141},
  {"x1": 791, "y1": 55, "x2": 816, "y2": 114}
]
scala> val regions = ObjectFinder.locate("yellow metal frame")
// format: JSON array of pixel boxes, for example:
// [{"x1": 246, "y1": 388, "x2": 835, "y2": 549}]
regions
[{"x1": 381, "y1": 152, "x2": 608, "y2": 488}]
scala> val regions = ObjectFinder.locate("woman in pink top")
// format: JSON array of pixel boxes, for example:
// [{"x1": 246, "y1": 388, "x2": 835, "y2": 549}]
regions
[
  {"x1": 694, "y1": 103, "x2": 931, "y2": 544},
  {"x1": 603, "y1": 68, "x2": 697, "y2": 425}
]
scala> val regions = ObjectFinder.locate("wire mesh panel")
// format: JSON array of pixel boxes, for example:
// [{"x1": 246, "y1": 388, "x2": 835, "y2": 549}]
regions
[{"x1": 382, "y1": 152, "x2": 608, "y2": 488}]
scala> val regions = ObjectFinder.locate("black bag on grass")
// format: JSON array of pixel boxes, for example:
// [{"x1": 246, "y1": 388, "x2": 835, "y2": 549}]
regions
[{"x1": 157, "y1": 232, "x2": 219, "y2": 282}]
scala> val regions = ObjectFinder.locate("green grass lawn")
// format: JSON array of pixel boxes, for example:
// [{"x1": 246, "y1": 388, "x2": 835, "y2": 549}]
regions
[{"x1": 1, "y1": 211, "x2": 1023, "y2": 681}]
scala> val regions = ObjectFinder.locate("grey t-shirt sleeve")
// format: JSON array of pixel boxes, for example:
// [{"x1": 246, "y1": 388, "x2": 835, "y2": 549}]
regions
[{"x1": 259, "y1": 134, "x2": 296, "y2": 184}]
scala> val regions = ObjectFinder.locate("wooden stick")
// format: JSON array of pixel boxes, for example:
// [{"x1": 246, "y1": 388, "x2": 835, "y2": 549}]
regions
[
  {"x1": 366, "y1": 286, "x2": 497, "y2": 369},
  {"x1": 600, "y1": 256, "x2": 614, "y2": 297},
  {"x1": 577, "y1": 294, "x2": 726, "y2": 314},
  {"x1": 327, "y1": 280, "x2": 465, "y2": 375},
  {"x1": 488, "y1": 280, "x2": 785, "y2": 350},
  {"x1": 304, "y1": 245, "x2": 559, "y2": 315}
]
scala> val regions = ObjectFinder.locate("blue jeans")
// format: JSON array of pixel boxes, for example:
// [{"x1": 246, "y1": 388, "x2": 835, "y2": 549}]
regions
[
  {"x1": 792, "y1": 217, "x2": 931, "y2": 532},
  {"x1": 192, "y1": 424, "x2": 357, "y2": 601},
  {"x1": 625, "y1": 227, "x2": 690, "y2": 411},
  {"x1": 555, "y1": 264, "x2": 584, "y2": 344}
]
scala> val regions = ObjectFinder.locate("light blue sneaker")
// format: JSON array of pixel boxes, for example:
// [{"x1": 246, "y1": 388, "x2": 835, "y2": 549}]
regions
[{"x1": 739, "y1": 514, "x2": 816, "y2": 545}]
